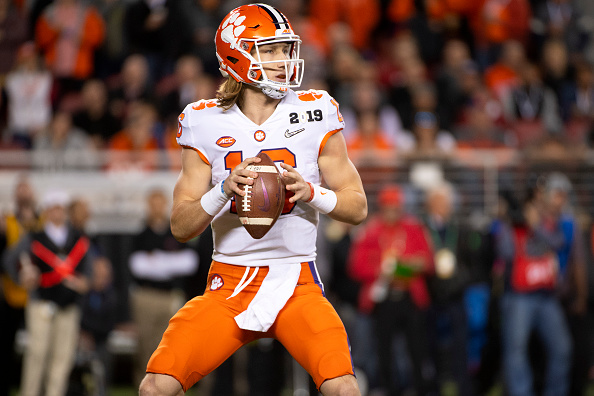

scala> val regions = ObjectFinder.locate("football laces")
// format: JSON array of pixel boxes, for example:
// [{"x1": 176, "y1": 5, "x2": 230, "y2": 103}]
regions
[{"x1": 242, "y1": 180, "x2": 253, "y2": 212}]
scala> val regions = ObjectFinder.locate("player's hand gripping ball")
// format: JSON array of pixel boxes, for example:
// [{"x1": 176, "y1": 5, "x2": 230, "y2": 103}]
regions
[{"x1": 235, "y1": 152, "x2": 285, "y2": 239}]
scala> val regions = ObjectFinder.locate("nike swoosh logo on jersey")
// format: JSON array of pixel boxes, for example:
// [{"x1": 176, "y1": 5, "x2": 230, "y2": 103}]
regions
[
  {"x1": 285, "y1": 128, "x2": 305, "y2": 138},
  {"x1": 258, "y1": 177, "x2": 271, "y2": 212}
]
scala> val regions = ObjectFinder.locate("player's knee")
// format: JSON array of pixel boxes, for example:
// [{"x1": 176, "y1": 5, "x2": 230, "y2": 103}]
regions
[
  {"x1": 139, "y1": 375, "x2": 159, "y2": 396},
  {"x1": 139, "y1": 374, "x2": 183, "y2": 396},
  {"x1": 139, "y1": 376, "x2": 155, "y2": 396},
  {"x1": 320, "y1": 374, "x2": 360, "y2": 396}
]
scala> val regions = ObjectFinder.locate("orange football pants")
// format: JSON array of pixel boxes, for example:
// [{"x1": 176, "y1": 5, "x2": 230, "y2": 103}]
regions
[{"x1": 146, "y1": 261, "x2": 354, "y2": 391}]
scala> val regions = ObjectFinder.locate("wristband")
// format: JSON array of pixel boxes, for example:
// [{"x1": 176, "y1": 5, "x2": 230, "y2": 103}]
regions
[
  {"x1": 305, "y1": 182, "x2": 337, "y2": 214},
  {"x1": 221, "y1": 179, "x2": 233, "y2": 198},
  {"x1": 200, "y1": 180, "x2": 232, "y2": 216},
  {"x1": 306, "y1": 182, "x2": 315, "y2": 202}
]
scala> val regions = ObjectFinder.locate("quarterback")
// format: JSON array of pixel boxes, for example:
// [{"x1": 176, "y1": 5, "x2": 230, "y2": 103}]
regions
[{"x1": 139, "y1": 3, "x2": 367, "y2": 396}]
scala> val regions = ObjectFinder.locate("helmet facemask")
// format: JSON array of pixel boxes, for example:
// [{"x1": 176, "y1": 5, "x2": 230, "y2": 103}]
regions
[{"x1": 242, "y1": 37, "x2": 304, "y2": 99}]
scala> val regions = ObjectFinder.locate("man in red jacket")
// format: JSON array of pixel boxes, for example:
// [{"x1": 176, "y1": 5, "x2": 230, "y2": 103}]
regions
[{"x1": 349, "y1": 184, "x2": 437, "y2": 395}]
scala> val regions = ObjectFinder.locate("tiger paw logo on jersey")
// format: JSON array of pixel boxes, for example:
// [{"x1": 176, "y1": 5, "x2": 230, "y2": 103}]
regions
[
  {"x1": 210, "y1": 274, "x2": 224, "y2": 291},
  {"x1": 254, "y1": 130, "x2": 266, "y2": 142}
]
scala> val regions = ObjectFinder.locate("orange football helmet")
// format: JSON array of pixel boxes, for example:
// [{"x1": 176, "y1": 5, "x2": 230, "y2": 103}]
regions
[{"x1": 215, "y1": 3, "x2": 304, "y2": 99}]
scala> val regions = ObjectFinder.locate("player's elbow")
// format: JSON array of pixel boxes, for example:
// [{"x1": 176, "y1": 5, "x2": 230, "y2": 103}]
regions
[
  {"x1": 338, "y1": 199, "x2": 367, "y2": 225},
  {"x1": 351, "y1": 192, "x2": 368, "y2": 225},
  {"x1": 171, "y1": 225, "x2": 190, "y2": 243},
  {"x1": 351, "y1": 204, "x2": 368, "y2": 225},
  {"x1": 170, "y1": 219, "x2": 203, "y2": 243},
  {"x1": 172, "y1": 231, "x2": 192, "y2": 244}
]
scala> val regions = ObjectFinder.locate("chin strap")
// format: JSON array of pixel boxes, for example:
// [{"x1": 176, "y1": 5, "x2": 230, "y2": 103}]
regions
[{"x1": 259, "y1": 84, "x2": 289, "y2": 99}]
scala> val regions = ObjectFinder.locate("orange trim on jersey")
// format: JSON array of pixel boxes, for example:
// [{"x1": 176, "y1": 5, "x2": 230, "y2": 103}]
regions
[
  {"x1": 191, "y1": 100, "x2": 217, "y2": 111},
  {"x1": 181, "y1": 145, "x2": 210, "y2": 165},
  {"x1": 297, "y1": 91, "x2": 324, "y2": 101},
  {"x1": 318, "y1": 129, "x2": 342, "y2": 156}
]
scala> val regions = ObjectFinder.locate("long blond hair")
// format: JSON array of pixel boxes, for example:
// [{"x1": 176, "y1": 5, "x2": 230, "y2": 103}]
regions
[{"x1": 216, "y1": 76, "x2": 245, "y2": 111}]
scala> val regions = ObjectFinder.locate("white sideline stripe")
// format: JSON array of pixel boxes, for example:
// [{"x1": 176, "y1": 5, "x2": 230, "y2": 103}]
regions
[
  {"x1": 239, "y1": 217, "x2": 274, "y2": 225},
  {"x1": 245, "y1": 165, "x2": 278, "y2": 173}
]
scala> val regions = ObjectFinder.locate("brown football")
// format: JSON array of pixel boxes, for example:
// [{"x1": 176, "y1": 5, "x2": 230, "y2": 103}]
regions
[{"x1": 235, "y1": 152, "x2": 285, "y2": 239}]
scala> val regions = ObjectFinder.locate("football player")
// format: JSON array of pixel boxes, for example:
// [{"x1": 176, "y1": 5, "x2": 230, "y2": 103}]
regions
[{"x1": 139, "y1": 3, "x2": 367, "y2": 396}]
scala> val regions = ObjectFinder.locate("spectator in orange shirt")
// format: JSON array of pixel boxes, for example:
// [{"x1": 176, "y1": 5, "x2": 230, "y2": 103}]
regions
[
  {"x1": 35, "y1": 0, "x2": 105, "y2": 101},
  {"x1": 471, "y1": 0, "x2": 531, "y2": 70},
  {"x1": 484, "y1": 40, "x2": 526, "y2": 102},
  {"x1": 308, "y1": 0, "x2": 380, "y2": 51},
  {"x1": 108, "y1": 101, "x2": 161, "y2": 171},
  {"x1": 346, "y1": 110, "x2": 395, "y2": 158}
]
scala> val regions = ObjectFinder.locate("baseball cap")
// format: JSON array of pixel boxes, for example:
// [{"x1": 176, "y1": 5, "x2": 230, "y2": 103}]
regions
[
  {"x1": 378, "y1": 185, "x2": 404, "y2": 207},
  {"x1": 41, "y1": 189, "x2": 70, "y2": 210},
  {"x1": 545, "y1": 172, "x2": 571, "y2": 193},
  {"x1": 414, "y1": 111, "x2": 438, "y2": 129}
]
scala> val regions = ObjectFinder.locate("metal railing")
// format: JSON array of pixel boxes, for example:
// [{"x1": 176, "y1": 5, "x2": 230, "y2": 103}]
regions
[{"x1": 1, "y1": 148, "x2": 593, "y2": 233}]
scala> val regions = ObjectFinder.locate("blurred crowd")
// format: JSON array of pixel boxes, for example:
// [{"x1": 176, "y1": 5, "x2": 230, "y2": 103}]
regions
[
  {"x1": 341, "y1": 172, "x2": 593, "y2": 396},
  {"x1": 1, "y1": 0, "x2": 594, "y2": 395},
  {"x1": 0, "y1": 0, "x2": 593, "y2": 168}
]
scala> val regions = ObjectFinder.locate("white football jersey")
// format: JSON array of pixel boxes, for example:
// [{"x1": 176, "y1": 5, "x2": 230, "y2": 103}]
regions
[{"x1": 177, "y1": 89, "x2": 345, "y2": 266}]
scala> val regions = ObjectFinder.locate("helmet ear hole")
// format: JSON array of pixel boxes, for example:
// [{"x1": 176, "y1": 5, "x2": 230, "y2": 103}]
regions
[{"x1": 227, "y1": 56, "x2": 239, "y2": 64}]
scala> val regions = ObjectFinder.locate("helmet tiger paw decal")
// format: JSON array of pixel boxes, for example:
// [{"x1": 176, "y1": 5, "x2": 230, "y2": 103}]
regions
[{"x1": 220, "y1": 10, "x2": 246, "y2": 50}]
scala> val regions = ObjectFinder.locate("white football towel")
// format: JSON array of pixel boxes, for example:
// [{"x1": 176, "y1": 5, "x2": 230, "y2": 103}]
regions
[{"x1": 234, "y1": 263, "x2": 301, "y2": 332}]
